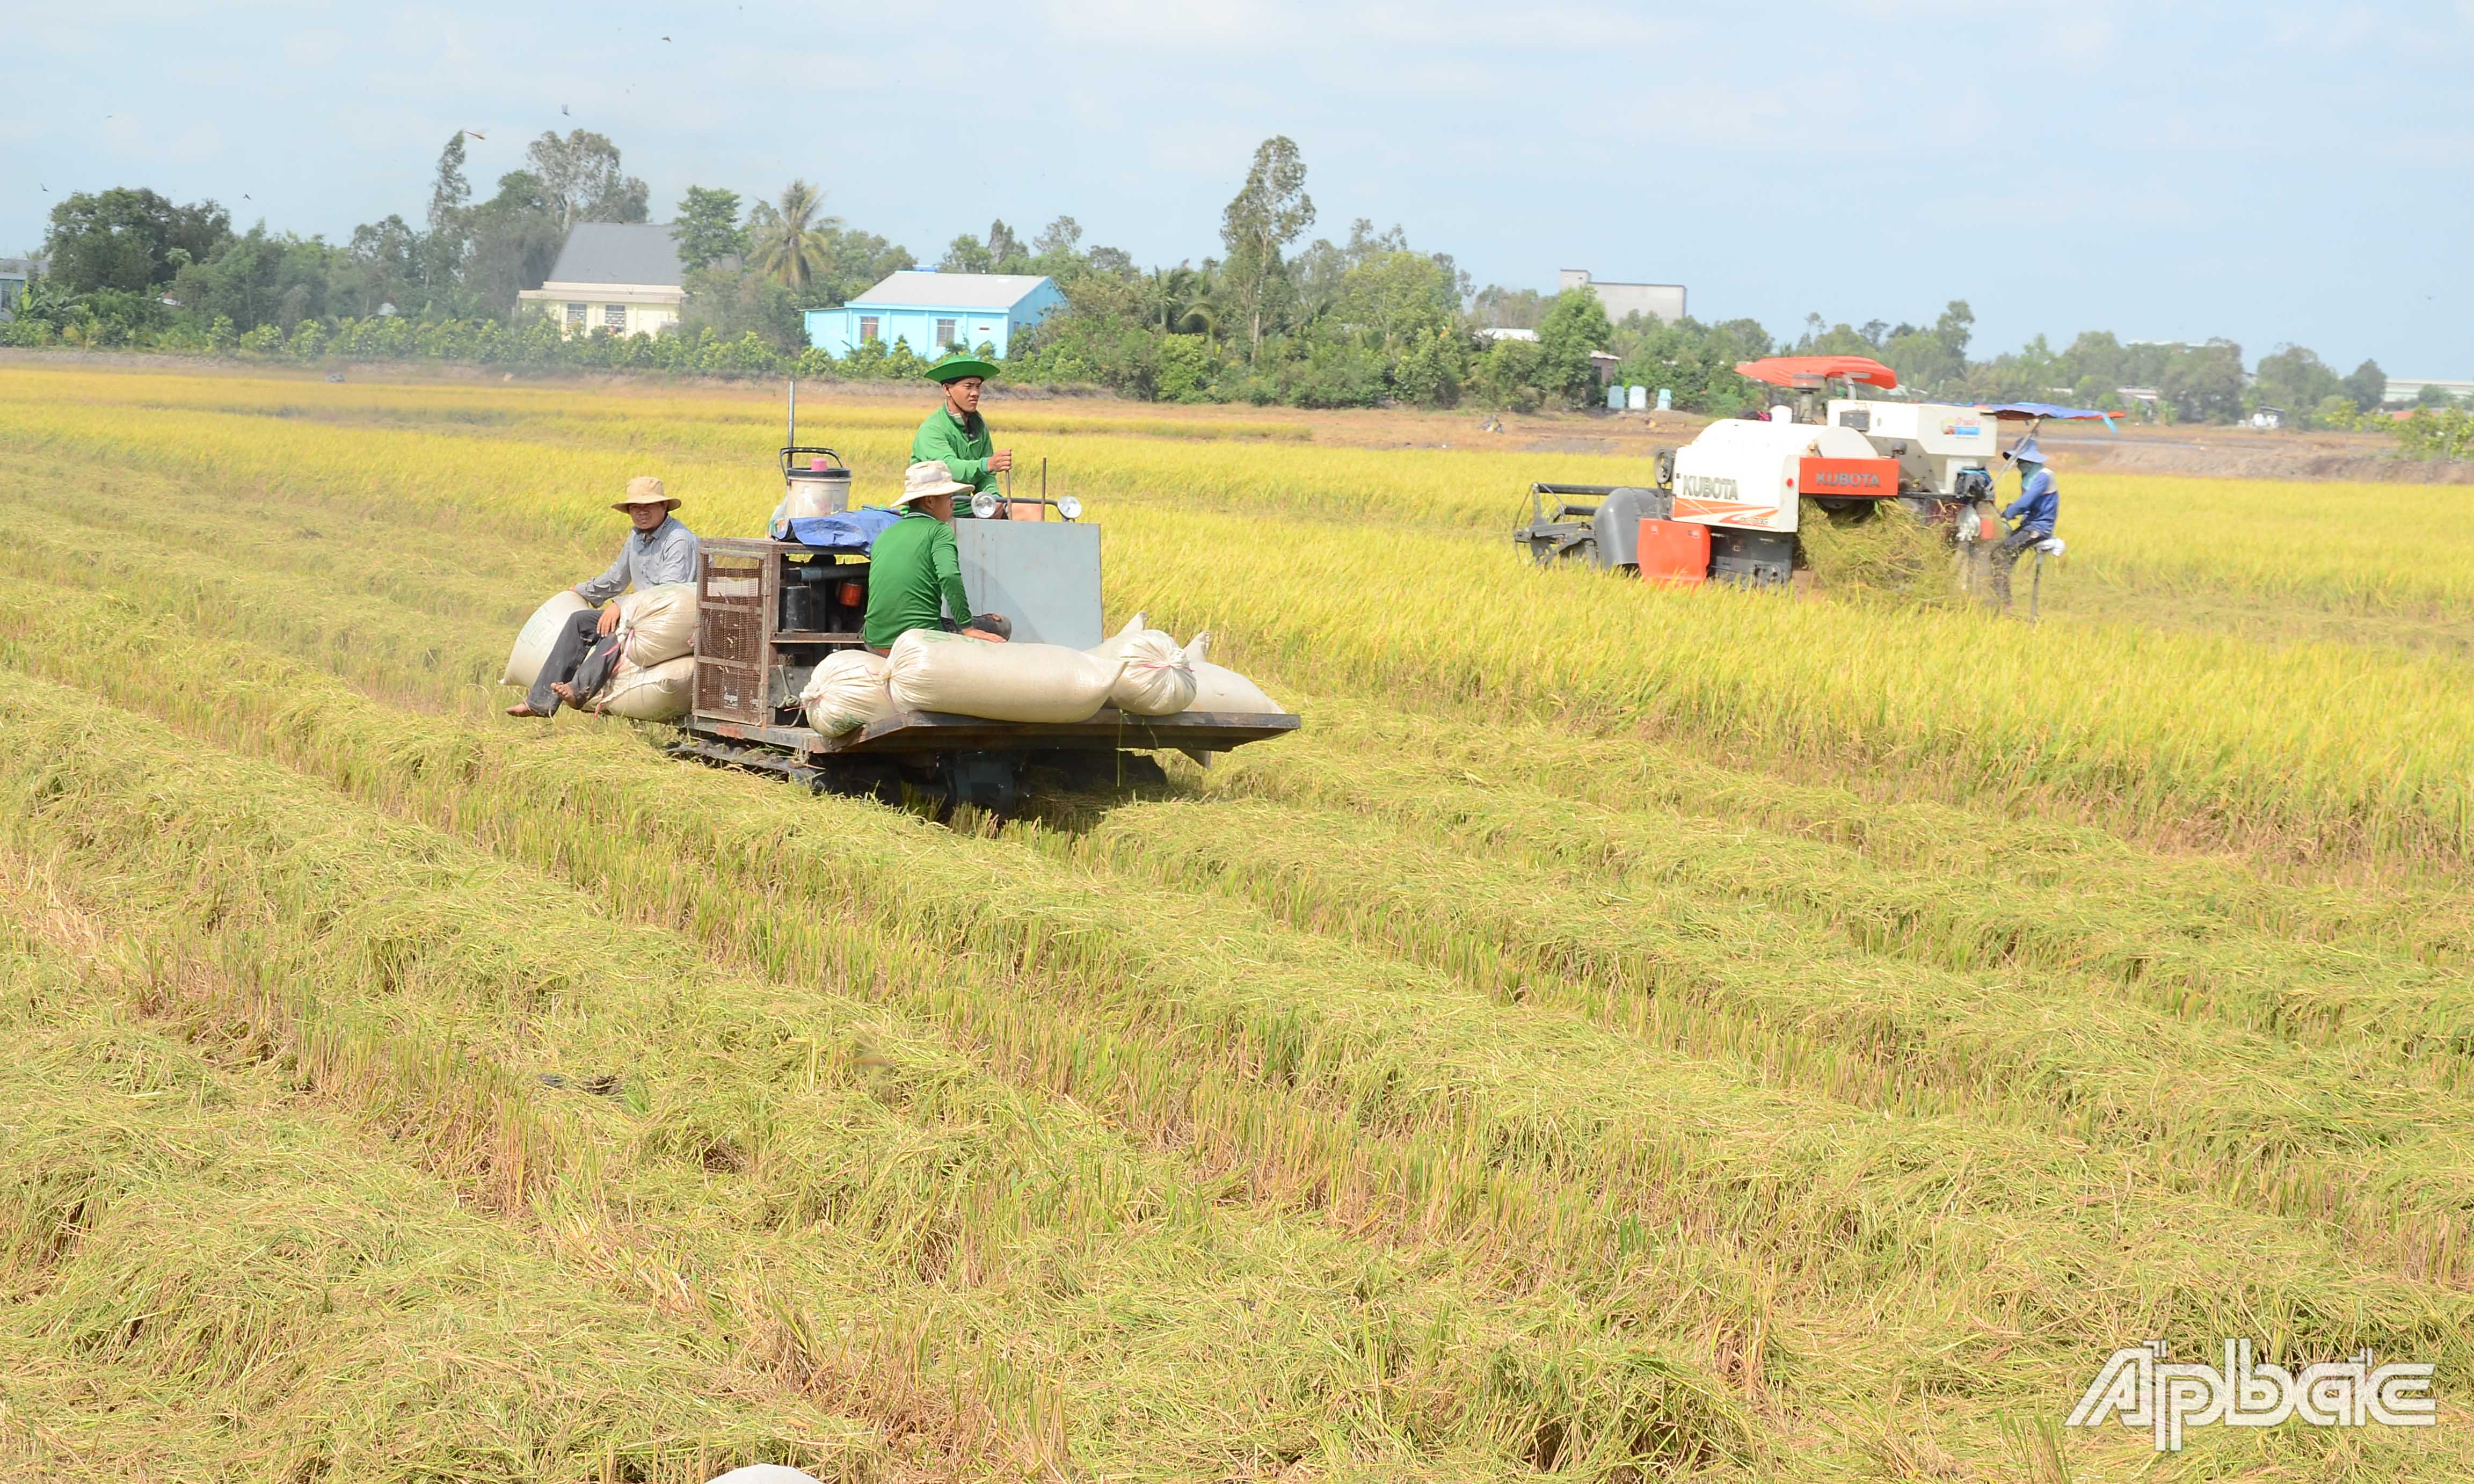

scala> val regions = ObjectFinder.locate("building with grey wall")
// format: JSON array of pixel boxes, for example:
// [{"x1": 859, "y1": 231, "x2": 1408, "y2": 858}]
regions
[
  {"x1": 2383, "y1": 377, "x2": 2471, "y2": 405},
  {"x1": 0, "y1": 257, "x2": 47, "y2": 322},
  {"x1": 1559, "y1": 268, "x2": 1685, "y2": 326}
]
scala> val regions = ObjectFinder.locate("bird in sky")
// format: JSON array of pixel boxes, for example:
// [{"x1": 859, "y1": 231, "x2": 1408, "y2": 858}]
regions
[
  {"x1": 463, "y1": 130, "x2": 486, "y2": 141},
  {"x1": 661, "y1": 34, "x2": 672, "y2": 41},
  {"x1": 562, "y1": 104, "x2": 570, "y2": 115}
]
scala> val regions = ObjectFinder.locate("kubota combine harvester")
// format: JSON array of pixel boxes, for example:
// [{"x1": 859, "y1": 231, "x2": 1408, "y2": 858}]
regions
[{"x1": 1513, "y1": 355, "x2": 2111, "y2": 591}]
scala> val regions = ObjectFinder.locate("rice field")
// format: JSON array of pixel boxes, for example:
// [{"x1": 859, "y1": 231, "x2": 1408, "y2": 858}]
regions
[{"x1": 2, "y1": 363, "x2": 2470, "y2": 1481}]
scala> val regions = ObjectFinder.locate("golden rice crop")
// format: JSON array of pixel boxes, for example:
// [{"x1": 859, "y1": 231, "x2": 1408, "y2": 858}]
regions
[
  {"x1": 15, "y1": 367, "x2": 2471, "y2": 612},
  {"x1": 9, "y1": 369, "x2": 2473, "y2": 863},
  {"x1": 11, "y1": 574, "x2": 2470, "y2": 1456},
  {"x1": 4, "y1": 363, "x2": 2471, "y2": 1480}
]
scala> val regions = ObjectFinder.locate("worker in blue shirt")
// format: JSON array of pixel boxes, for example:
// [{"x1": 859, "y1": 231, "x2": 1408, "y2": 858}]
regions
[{"x1": 1992, "y1": 437, "x2": 2059, "y2": 607}]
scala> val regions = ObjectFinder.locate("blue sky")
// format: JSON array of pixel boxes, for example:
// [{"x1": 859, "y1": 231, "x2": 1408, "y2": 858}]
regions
[{"x1": 9, "y1": 2, "x2": 2468, "y2": 374}]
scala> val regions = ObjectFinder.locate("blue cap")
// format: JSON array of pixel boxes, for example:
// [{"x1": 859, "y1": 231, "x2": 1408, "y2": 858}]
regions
[{"x1": 2005, "y1": 437, "x2": 2046, "y2": 464}]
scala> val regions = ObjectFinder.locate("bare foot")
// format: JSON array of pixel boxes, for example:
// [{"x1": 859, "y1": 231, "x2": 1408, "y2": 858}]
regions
[
  {"x1": 506, "y1": 702, "x2": 551, "y2": 717},
  {"x1": 549, "y1": 681, "x2": 581, "y2": 708}
]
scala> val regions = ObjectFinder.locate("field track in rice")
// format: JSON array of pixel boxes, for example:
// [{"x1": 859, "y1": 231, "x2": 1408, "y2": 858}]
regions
[{"x1": 2, "y1": 365, "x2": 2470, "y2": 1482}]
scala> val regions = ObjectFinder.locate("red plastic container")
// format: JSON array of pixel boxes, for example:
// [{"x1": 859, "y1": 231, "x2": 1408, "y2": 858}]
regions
[{"x1": 1638, "y1": 518, "x2": 1711, "y2": 587}]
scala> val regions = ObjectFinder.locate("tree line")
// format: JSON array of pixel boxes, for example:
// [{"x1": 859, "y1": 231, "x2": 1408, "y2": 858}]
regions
[{"x1": 6, "y1": 131, "x2": 2447, "y2": 429}]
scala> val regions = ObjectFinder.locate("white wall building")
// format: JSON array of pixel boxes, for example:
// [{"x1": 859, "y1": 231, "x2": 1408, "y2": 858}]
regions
[
  {"x1": 2383, "y1": 377, "x2": 2473, "y2": 405},
  {"x1": 1559, "y1": 268, "x2": 1685, "y2": 326},
  {"x1": 517, "y1": 223, "x2": 689, "y2": 338}
]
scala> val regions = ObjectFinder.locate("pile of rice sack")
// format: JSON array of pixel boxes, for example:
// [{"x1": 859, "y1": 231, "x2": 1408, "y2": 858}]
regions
[{"x1": 798, "y1": 614, "x2": 1283, "y2": 735}]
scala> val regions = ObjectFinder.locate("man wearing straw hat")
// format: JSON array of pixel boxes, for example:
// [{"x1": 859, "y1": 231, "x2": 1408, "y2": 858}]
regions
[
  {"x1": 1990, "y1": 437, "x2": 2060, "y2": 609},
  {"x1": 507, "y1": 475, "x2": 700, "y2": 717},
  {"x1": 862, "y1": 461, "x2": 1010, "y2": 653},
  {"x1": 912, "y1": 350, "x2": 1014, "y2": 508}
]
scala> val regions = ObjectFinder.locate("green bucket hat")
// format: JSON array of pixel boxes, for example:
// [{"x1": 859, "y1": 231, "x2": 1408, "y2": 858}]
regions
[{"x1": 926, "y1": 350, "x2": 999, "y2": 384}]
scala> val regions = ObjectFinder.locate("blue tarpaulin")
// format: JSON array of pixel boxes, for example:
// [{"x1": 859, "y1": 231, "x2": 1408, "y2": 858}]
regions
[
  {"x1": 1977, "y1": 401, "x2": 2122, "y2": 432},
  {"x1": 782, "y1": 506, "x2": 901, "y2": 551}
]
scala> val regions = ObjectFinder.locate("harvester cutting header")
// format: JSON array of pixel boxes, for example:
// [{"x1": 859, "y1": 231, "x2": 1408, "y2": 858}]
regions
[{"x1": 1515, "y1": 355, "x2": 2105, "y2": 593}]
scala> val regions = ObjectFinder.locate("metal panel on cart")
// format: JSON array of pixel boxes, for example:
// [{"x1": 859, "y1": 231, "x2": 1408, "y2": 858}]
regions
[{"x1": 952, "y1": 522, "x2": 1103, "y2": 648}]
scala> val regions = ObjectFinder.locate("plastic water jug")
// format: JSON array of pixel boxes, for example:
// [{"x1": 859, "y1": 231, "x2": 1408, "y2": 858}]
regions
[
  {"x1": 782, "y1": 448, "x2": 850, "y2": 519},
  {"x1": 771, "y1": 446, "x2": 851, "y2": 539}
]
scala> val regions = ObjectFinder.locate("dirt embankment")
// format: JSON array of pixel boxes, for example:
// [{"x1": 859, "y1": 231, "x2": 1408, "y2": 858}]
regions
[{"x1": 2030, "y1": 427, "x2": 2474, "y2": 484}]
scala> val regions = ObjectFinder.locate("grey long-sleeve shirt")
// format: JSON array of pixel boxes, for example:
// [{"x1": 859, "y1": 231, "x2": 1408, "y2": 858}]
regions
[{"x1": 576, "y1": 517, "x2": 700, "y2": 604}]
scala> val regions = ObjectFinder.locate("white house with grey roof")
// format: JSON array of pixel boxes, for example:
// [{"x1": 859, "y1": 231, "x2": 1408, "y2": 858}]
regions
[
  {"x1": 804, "y1": 271, "x2": 1064, "y2": 359},
  {"x1": 518, "y1": 222, "x2": 692, "y2": 338}
]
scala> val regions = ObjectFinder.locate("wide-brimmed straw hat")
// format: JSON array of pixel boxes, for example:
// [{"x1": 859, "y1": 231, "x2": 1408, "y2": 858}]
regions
[
  {"x1": 611, "y1": 475, "x2": 681, "y2": 512},
  {"x1": 926, "y1": 350, "x2": 999, "y2": 384},
  {"x1": 892, "y1": 461, "x2": 972, "y2": 507}
]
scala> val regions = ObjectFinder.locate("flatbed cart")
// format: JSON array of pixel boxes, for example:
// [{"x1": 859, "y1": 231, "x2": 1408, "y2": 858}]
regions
[{"x1": 666, "y1": 532, "x2": 1298, "y2": 813}]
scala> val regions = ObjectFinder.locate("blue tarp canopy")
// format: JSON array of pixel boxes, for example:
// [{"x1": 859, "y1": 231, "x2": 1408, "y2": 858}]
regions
[
  {"x1": 1977, "y1": 401, "x2": 2122, "y2": 432},
  {"x1": 782, "y1": 505, "x2": 900, "y2": 551}
]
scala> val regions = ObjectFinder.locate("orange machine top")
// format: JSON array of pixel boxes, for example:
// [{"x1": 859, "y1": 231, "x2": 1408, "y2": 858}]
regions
[{"x1": 1733, "y1": 355, "x2": 1900, "y2": 390}]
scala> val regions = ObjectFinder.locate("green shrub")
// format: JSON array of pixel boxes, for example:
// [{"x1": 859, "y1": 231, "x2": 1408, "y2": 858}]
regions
[{"x1": 2396, "y1": 408, "x2": 2474, "y2": 461}]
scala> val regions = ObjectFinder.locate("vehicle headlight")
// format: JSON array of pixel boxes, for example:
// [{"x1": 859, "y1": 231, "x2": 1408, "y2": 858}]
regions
[
  {"x1": 1057, "y1": 495, "x2": 1083, "y2": 521},
  {"x1": 970, "y1": 491, "x2": 1001, "y2": 520}
]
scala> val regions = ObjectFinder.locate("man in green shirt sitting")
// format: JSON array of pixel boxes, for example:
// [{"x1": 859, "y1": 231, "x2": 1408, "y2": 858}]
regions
[
  {"x1": 862, "y1": 461, "x2": 1012, "y2": 653},
  {"x1": 912, "y1": 350, "x2": 1013, "y2": 510}
]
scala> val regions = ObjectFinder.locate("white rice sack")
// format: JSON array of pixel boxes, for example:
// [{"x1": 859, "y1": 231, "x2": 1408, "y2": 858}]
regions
[
  {"x1": 1087, "y1": 612, "x2": 1149, "y2": 661},
  {"x1": 798, "y1": 650, "x2": 891, "y2": 736},
  {"x1": 1180, "y1": 632, "x2": 1284, "y2": 714},
  {"x1": 502, "y1": 590, "x2": 590, "y2": 687},
  {"x1": 1191, "y1": 663, "x2": 1283, "y2": 714},
  {"x1": 618, "y1": 582, "x2": 699, "y2": 667},
  {"x1": 1109, "y1": 629, "x2": 1198, "y2": 716},
  {"x1": 705, "y1": 1470, "x2": 826, "y2": 1484},
  {"x1": 595, "y1": 654, "x2": 694, "y2": 721},
  {"x1": 886, "y1": 630, "x2": 1123, "y2": 724}
]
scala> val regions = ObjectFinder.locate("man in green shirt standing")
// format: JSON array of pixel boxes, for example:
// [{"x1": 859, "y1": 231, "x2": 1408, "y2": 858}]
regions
[
  {"x1": 862, "y1": 461, "x2": 1012, "y2": 652},
  {"x1": 912, "y1": 350, "x2": 1013, "y2": 507}
]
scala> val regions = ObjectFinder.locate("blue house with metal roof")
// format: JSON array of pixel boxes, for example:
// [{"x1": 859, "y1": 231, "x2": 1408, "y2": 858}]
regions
[{"x1": 804, "y1": 271, "x2": 1064, "y2": 360}]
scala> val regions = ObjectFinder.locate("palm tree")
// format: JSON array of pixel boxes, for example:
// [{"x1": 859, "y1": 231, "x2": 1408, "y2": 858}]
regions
[
  {"x1": 746, "y1": 179, "x2": 842, "y2": 292},
  {"x1": 1144, "y1": 265, "x2": 1218, "y2": 336}
]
